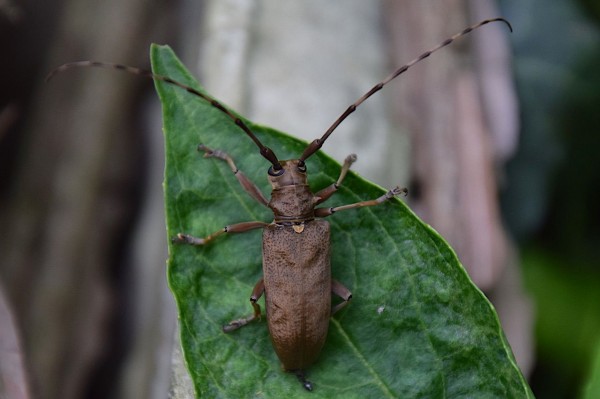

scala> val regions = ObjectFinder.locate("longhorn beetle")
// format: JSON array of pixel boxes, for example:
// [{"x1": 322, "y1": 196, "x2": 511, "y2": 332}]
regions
[{"x1": 47, "y1": 17, "x2": 512, "y2": 391}]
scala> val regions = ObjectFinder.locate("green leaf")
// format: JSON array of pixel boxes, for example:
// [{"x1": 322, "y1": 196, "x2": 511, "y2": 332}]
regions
[
  {"x1": 152, "y1": 44, "x2": 533, "y2": 398},
  {"x1": 582, "y1": 338, "x2": 600, "y2": 399}
]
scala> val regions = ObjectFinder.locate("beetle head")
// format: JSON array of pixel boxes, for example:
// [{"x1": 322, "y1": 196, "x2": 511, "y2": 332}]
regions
[{"x1": 267, "y1": 159, "x2": 308, "y2": 189}]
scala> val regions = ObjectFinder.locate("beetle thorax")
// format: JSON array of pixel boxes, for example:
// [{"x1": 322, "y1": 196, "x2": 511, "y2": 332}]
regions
[{"x1": 268, "y1": 160, "x2": 317, "y2": 221}]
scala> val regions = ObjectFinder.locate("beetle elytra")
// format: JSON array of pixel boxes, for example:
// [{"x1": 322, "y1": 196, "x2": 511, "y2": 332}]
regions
[{"x1": 47, "y1": 17, "x2": 512, "y2": 391}]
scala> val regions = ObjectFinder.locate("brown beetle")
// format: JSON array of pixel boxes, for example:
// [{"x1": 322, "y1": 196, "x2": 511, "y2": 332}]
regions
[
  {"x1": 47, "y1": 17, "x2": 512, "y2": 391},
  {"x1": 171, "y1": 146, "x2": 405, "y2": 391}
]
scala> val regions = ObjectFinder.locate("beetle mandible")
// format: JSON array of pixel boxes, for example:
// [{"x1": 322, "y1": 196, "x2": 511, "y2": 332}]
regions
[{"x1": 47, "y1": 17, "x2": 512, "y2": 391}]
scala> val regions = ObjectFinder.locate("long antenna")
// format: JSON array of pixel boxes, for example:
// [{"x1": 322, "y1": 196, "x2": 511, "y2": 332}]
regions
[
  {"x1": 299, "y1": 17, "x2": 513, "y2": 162},
  {"x1": 46, "y1": 61, "x2": 282, "y2": 169}
]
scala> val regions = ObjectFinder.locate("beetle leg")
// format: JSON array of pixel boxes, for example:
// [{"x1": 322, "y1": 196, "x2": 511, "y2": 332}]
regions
[
  {"x1": 331, "y1": 279, "x2": 352, "y2": 315},
  {"x1": 173, "y1": 221, "x2": 270, "y2": 245},
  {"x1": 223, "y1": 278, "x2": 265, "y2": 332},
  {"x1": 198, "y1": 144, "x2": 269, "y2": 207},
  {"x1": 314, "y1": 154, "x2": 357, "y2": 204},
  {"x1": 292, "y1": 370, "x2": 313, "y2": 391},
  {"x1": 314, "y1": 186, "x2": 408, "y2": 217}
]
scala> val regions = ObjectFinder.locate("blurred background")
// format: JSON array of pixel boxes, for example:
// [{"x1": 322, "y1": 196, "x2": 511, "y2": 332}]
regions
[{"x1": 0, "y1": 0, "x2": 599, "y2": 398}]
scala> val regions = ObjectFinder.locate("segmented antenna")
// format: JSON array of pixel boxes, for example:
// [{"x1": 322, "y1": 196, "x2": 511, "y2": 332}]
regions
[
  {"x1": 46, "y1": 61, "x2": 282, "y2": 169},
  {"x1": 299, "y1": 17, "x2": 513, "y2": 162}
]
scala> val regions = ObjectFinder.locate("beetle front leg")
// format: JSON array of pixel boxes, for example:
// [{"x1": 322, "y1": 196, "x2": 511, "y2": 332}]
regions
[
  {"x1": 198, "y1": 144, "x2": 269, "y2": 207},
  {"x1": 314, "y1": 154, "x2": 357, "y2": 204},
  {"x1": 223, "y1": 278, "x2": 265, "y2": 332},
  {"x1": 173, "y1": 221, "x2": 270, "y2": 245},
  {"x1": 314, "y1": 186, "x2": 408, "y2": 217}
]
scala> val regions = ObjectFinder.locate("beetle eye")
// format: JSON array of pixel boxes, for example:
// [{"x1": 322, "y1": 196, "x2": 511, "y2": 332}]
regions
[
  {"x1": 268, "y1": 165, "x2": 285, "y2": 176},
  {"x1": 297, "y1": 161, "x2": 307, "y2": 173}
]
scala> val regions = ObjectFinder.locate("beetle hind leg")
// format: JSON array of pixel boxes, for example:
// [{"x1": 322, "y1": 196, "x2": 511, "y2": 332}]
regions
[
  {"x1": 292, "y1": 370, "x2": 313, "y2": 391},
  {"x1": 331, "y1": 279, "x2": 352, "y2": 315},
  {"x1": 223, "y1": 278, "x2": 265, "y2": 332}
]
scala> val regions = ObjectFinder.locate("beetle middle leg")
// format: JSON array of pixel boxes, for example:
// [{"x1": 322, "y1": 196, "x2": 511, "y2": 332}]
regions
[
  {"x1": 223, "y1": 278, "x2": 265, "y2": 332},
  {"x1": 173, "y1": 221, "x2": 270, "y2": 245},
  {"x1": 314, "y1": 186, "x2": 408, "y2": 217}
]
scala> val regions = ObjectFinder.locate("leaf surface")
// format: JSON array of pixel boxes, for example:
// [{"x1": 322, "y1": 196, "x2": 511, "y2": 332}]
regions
[{"x1": 152, "y1": 44, "x2": 533, "y2": 398}]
